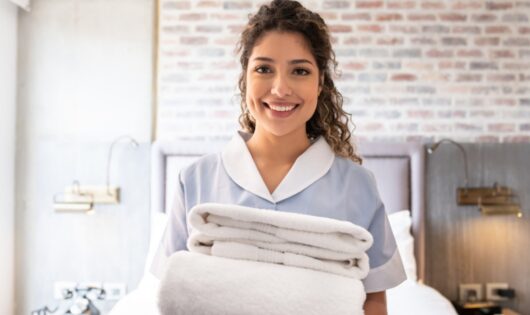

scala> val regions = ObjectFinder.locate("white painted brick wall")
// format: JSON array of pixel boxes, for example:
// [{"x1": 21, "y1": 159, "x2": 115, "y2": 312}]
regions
[{"x1": 156, "y1": 0, "x2": 530, "y2": 143}]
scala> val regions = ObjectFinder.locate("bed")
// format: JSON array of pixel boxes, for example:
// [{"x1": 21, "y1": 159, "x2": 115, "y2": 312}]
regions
[{"x1": 109, "y1": 140, "x2": 457, "y2": 315}]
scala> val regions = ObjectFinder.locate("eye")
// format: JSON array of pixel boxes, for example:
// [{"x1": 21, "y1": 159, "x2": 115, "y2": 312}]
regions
[
  {"x1": 293, "y1": 68, "x2": 310, "y2": 76},
  {"x1": 255, "y1": 65, "x2": 272, "y2": 74}
]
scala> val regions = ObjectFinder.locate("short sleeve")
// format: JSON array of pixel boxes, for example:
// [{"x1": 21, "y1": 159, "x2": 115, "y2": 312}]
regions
[
  {"x1": 149, "y1": 173, "x2": 189, "y2": 279},
  {"x1": 362, "y1": 174, "x2": 407, "y2": 293}
]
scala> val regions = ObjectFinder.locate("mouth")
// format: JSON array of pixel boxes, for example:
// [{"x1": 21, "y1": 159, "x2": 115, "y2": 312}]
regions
[{"x1": 262, "y1": 102, "x2": 300, "y2": 112}]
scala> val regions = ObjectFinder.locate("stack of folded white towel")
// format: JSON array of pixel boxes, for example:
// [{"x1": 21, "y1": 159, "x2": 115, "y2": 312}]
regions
[{"x1": 158, "y1": 203, "x2": 373, "y2": 315}]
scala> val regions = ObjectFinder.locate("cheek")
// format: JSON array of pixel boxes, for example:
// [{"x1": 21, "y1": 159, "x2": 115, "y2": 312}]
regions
[
  {"x1": 244, "y1": 74, "x2": 254, "y2": 107},
  {"x1": 302, "y1": 81, "x2": 320, "y2": 103},
  {"x1": 305, "y1": 83, "x2": 320, "y2": 115},
  {"x1": 245, "y1": 81, "x2": 261, "y2": 113},
  {"x1": 245, "y1": 73, "x2": 258, "y2": 98},
  {"x1": 246, "y1": 77, "x2": 268, "y2": 103}
]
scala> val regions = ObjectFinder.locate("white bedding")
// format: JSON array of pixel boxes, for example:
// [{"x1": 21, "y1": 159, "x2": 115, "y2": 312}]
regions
[{"x1": 387, "y1": 280, "x2": 458, "y2": 315}]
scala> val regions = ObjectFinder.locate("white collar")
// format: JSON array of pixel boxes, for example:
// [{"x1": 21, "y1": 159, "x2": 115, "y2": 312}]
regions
[{"x1": 221, "y1": 130, "x2": 335, "y2": 203}]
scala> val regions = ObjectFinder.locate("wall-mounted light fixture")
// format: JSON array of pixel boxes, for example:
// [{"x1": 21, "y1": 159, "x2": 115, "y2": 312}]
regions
[
  {"x1": 427, "y1": 138, "x2": 522, "y2": 218},
  {"x1": 53, "y1": 180, "x2": 95, "y2": 214},
  {"x1": 53, "y1": 135, "x2": 139, "y2": 214}
]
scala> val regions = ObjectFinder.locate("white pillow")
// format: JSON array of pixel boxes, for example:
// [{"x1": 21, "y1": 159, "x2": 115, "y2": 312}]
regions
[
  {"x1": 142, "y1": 212, "x2": 169, "y2": 274},
  {"x1": 388, "y1": 210, "x2": 417, "y2": 282}
]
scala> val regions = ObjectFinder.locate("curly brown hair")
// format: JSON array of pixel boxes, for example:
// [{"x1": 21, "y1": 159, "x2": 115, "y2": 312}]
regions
[{"x1": 235, "y1": 0, "x2": 362, "y2": 164}]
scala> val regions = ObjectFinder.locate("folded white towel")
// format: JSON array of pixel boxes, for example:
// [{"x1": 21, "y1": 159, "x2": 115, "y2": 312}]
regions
[
  {"x1": 187, "y1": 203, "x2": 373, "y2": 278},
  {"x1": 159, "y1": 203, "x2": 373, "y2": 315},
  {"x1": 158, "y1": 251, "x2": 366, "y2": 315}
]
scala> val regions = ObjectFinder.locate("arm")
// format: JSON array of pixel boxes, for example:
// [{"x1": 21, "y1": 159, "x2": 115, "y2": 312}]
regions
[
  {"x1": 149, "y1": 173, "x2": 189, "y2": 278},
  {"x1": 364, "y1": 291, "x2": 387, "y2": 315}
]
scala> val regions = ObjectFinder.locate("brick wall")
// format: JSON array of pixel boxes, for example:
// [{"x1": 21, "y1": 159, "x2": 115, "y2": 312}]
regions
[{"x1": 156, "y1": 0, "x2": 530, "y2": 143}]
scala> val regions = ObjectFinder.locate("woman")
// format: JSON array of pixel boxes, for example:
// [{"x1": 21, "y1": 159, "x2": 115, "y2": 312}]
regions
[{"x1": 152, "y1": 1, "x2": 406, "y2": 314}]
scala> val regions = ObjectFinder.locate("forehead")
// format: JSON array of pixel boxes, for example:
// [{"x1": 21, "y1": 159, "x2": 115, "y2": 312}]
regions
[{"x1": 249, "y1": 31, "x2": 315, "y2": 63}]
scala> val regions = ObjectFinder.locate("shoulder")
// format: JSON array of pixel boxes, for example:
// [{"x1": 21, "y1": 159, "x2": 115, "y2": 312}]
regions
[
  {"x1": 331, "y1": 156, "x2": 378, "y2": 190},
  {"x1": 327, "y1": 155, "x2": 381, "y2": 207},
  {"x1": 179, "y1": 153, "x2": 223, "y2": 183}
]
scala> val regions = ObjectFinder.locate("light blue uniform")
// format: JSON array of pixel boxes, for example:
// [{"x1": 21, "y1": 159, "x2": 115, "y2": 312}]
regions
[{"x1": 151, "y1": 131, "x2": 406, "y2": 293}]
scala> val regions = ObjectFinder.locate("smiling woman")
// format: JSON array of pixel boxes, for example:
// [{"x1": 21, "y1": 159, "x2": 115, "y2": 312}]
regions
[{"x1": 149, "y1": 1, "x2": 406, "y2": 315}]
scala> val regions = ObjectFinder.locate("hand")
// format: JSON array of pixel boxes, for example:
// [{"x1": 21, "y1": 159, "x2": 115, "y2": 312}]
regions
[{"x1": 364, "y1": 291, "x2": 387, "y2": 315}]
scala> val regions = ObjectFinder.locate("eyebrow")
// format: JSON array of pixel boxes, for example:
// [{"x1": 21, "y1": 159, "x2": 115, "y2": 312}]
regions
[{"x1": 252, "y1": 56, "x2": 314, "y2": 66}]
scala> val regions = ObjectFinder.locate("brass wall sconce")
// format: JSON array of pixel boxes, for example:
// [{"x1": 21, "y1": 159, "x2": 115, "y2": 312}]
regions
[
  {"x1": 461, "y1": 183, "x2": 522, "y2": 218},
  {"x1": 427, "y1": 139, "x2": 522, "y2": 218},
  {"x1": 53, "y1": 135, "x2": 139, "y2": 214},
  {"x1": 53, "y1": 180, "x2": 95, "y2": 214}
]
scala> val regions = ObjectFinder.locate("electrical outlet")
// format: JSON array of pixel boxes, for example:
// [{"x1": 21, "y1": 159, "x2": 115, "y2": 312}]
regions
[
  {"x1": 54, "y1": 282, "x2": 104, "y2": 299},
  {"x1": 486, "y1": 282, "x2": 509, "y2": 301},
  {"x1": 103, "y1": 283, "x2": 127, "y2": 300},
  {"x1": 54, "y1": 281, "x2": 123, "y2": 300},
  {"x1": 459, "y1": 283, "x2": 483, "y2": 303}
]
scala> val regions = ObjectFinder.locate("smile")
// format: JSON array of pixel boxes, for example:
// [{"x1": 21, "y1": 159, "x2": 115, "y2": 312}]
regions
[{"x1": 262, "y1": 102, "x2": 299, "y2": 112}]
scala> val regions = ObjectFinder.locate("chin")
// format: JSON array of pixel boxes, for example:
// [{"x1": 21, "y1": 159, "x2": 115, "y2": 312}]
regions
[{"x1": 261, "y1": 125, "x2": 307, "y2": 139}]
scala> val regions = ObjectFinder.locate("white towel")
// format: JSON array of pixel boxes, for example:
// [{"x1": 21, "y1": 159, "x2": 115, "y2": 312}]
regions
[
  {"x1": 158, "y1": 203, "x2": 373, "y2": 315},
  {"x1": 158, "y1": 251, "x2": 367, "y2": 315},
  {"x1": 187, "y1": 203, "x2": 373, "y2": 278}
]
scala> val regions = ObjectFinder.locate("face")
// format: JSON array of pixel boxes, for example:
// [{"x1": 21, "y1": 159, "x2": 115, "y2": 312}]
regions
[{"x1": 245, "y1": 31, "x2": 321, "y2": 139}]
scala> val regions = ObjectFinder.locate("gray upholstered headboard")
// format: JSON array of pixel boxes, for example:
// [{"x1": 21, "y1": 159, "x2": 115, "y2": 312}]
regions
[
  {"x1": 150, "y1": 140, "x2": 426, "y2": 281},
  {"x1": 357, "y1": 142, "x2": 426, "y2": 282}
]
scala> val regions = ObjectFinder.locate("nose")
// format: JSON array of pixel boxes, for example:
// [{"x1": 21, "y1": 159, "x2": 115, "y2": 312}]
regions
[{"x1": 270, "y1": 74, "x2": 292, "y2": 97}]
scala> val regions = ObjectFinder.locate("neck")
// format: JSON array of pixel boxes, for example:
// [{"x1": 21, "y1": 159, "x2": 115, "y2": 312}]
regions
[{"x1": 246, "y1": 126, "x2": 311, "y2": 164}]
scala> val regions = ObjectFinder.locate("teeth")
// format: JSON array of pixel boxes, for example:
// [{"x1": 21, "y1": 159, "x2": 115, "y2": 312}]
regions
[{"x1": 267, "y1": 103, "x2": 297, "y2": 112}]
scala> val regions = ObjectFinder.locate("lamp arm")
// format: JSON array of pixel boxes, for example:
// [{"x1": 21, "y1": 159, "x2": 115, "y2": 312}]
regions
[
  {"x1": 428, "y1": 138, "x2": 469, "y2": 188},
  {"x1": 105, "y1": 135, "x2": 139, "y2": 195}
]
